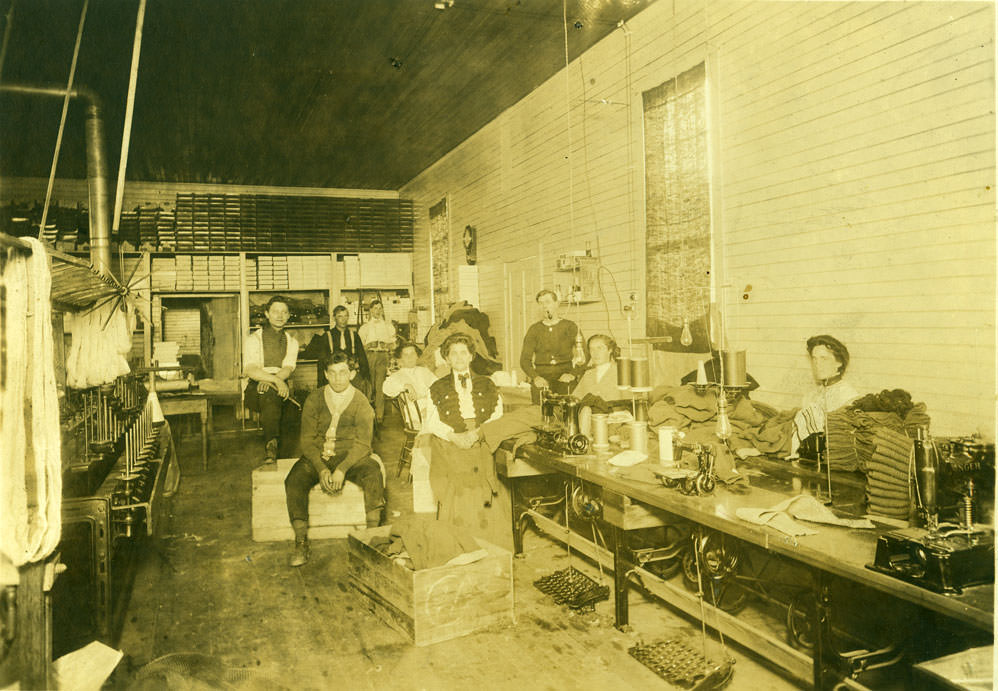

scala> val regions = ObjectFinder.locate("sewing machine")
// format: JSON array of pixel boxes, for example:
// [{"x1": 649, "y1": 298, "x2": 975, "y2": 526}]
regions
[
  {"x1": 869, "y1": 435, "x2": 994, "y2": 594},
  {"x1": 533, "y1": 390, "x2": 589, "y2": 456}
]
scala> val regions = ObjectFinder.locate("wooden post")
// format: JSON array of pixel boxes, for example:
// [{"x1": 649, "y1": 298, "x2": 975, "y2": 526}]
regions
[{"x1": 13, "y1": 561, "x2": 52, "y2": 689}]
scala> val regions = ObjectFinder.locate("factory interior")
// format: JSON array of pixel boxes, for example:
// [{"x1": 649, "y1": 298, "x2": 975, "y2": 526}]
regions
[{"x1": 0, "y1": 0, "x2": 994, "y2": 689}]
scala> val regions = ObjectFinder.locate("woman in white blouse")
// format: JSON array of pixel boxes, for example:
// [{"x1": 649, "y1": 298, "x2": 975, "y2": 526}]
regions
[{"x1": 573, "y1": 334, "x2": 621, "y2": 437}]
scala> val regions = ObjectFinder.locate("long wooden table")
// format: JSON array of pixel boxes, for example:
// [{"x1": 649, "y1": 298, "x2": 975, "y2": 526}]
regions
[{"x1": 499, "y1": 442, "x2": 993, "y2": 687}]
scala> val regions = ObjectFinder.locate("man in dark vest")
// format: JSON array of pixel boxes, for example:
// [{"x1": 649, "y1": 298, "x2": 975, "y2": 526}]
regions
[
  {"x1": 243, "y1": 295, "x2": 299, "y2": 465},
  {"x1": 303, "y1": 304, "x2": 371, "y2": 395}
]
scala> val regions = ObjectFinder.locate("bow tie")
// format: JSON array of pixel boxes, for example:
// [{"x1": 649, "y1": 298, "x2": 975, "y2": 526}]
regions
[{"x1": 458, "y1": 373, "x2": 470, "y2": 386}]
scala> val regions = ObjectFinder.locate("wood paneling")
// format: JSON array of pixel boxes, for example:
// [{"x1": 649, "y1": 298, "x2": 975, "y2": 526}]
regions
[{"x1": 402, "y1": 0, "x2": 995, "y2": 436}]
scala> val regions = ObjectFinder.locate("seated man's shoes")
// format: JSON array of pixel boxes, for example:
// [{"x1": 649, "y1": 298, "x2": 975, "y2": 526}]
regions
[
  {"x1": 259, "y1": 438, "x2": 279, "y2": 468},
  {"x1": 289, "y1": 537, "x2": 310, "y2": 567}
]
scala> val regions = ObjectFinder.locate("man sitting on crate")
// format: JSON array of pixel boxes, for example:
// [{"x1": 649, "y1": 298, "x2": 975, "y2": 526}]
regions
[
  {"x1": 284, "y1": 351, "x2": 385, "y2": 567},
  {"x1": 243, "y1": 295, "x2": 299, "y2": 466}
]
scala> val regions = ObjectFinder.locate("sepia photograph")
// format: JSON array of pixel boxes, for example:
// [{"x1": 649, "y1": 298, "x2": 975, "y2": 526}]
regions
[{"x1": 0, "y1": 0, "x2": 993, "y2": 688}]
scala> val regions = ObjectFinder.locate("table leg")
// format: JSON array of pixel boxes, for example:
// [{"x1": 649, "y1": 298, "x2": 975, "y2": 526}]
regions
[
  {"x1": 813, "y1": 568, "x2": 832, "y2": 690},
  {"x1": 510, "y1": 477, "x2": 525, "y2": 555},
  {"x1": 200, "y1": 406, "x2": 208, "y2": 472},
  {"x1": 613, "y1": 525, "x2": 630, "y2": 629}
]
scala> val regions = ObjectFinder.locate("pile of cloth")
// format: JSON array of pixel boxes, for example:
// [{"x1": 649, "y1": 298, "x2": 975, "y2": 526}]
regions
[
  {"x1": 865, "y1": 426, "x2": 914, "y2": 520},
  {"x1": 419, "y1": 301, "x2": 502, "y2": 375},
  {"x1": 646, "y1": 385, "x2": 796, "y2": 456},
  {"x1": 825, "y1": 389, "x2": 930, "y2": 473},
  {"x1": 367, "y1": 516, "x2": 486, "y2": 570}
]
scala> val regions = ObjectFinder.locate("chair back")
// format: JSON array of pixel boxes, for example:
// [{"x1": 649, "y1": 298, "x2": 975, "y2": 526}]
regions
[{"x1": 394, "y1": 390, "x2": 422, "y2": 432}]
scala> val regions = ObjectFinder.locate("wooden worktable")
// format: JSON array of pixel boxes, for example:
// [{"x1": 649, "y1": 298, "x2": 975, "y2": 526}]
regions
[{"x1": 513, "y1": 444, "x2": 993, "y2": 631}]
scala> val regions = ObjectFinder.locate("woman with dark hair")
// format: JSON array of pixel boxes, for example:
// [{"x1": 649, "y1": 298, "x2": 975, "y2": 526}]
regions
[
  {"x1": 572, "y1": 334, "x2": 623, "y2": 438},
  {"x1": 572, "y1": 334, "x2": 620, "y2": 401},
  {"x1": 790, "y1": 334, "x2": 860, "y2": 458},
  {"x1": 422, "y1": 333, "x2": 509, "y2": 547},
  {"x1": 382, "y1": 342, "x2": 436, "y2": 422}
]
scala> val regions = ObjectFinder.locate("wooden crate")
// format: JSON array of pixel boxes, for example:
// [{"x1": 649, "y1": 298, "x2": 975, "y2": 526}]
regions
[
  {"x1": 252, "y1": 458, "x2": 366, "y2": 541},
  {"x1": 348, "y1": 525, "x2": 515, "y2": 646}
]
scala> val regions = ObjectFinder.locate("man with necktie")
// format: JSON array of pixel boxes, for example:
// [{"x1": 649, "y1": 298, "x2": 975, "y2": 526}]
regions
[{"x1": 302, "y1": 305, "x2": 371, "y2": 395}]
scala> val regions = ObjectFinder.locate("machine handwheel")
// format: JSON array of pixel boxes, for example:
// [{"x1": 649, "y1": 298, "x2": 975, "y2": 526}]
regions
[
  {"x1": 786, "y1": 590, "x2": 817, "y2": 652},
  {"x1": 568, "y1": 433, "x2": 590, "y2": 455},
  {"x1": 696, "y1": 474, "x2": 716, "y2": 494}
]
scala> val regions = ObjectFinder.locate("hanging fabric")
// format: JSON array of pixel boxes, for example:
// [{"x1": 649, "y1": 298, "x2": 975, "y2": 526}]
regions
[{"x1": 0, "y1": 237, "x2": 63, "y2": 567}]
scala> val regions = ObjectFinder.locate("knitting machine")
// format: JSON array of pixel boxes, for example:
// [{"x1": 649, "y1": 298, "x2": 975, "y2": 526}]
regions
[
  {"x1": 53, "y1": 375, "x2": 176, "y2": 655},
  {"x1": 869, "y1": 435, "x2": 994, "y2": 594},
  {"x1": 533, "y1": 390, "x2": 590, "y2": 456}
]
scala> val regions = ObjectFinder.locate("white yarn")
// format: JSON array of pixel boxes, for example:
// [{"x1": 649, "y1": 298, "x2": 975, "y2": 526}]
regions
[
  {"x1": 66, "y1": 298, "x2": 133, "y2": 388},
  {"x1": 0, "y1": 238, "x2": 62, "y2": 566}
]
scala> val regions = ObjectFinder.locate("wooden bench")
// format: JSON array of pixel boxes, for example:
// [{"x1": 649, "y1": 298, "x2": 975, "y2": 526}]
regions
[{"x1": 252, "y1": 457, "x2": 367, "y2": 541}]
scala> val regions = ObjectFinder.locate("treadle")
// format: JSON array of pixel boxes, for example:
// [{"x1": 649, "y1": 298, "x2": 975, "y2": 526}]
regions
[
  {"x1": 628, "y1": 638, "x2": 733, "y2": 689},
  {"x1": 533, "y1": 566, "x2": 610, "y2": 610}
]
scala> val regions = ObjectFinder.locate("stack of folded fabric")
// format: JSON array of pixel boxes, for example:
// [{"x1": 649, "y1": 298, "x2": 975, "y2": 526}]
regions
[{"x1": 866, "y1": 426, "x2": 913, "y2": 519}]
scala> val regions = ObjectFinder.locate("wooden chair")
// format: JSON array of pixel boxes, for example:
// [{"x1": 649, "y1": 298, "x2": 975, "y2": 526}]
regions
[{"x1": 392, "y1": 391, "x2": 422, "y2": 482}]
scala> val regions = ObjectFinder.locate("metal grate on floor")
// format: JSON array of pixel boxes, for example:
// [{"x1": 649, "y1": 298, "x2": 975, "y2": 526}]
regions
[
  {"x1": 628, "y1": 638, "x2": 733, "y2": 689},
  {"x1": 533, "y1": 566, "x2": 610, "y2": 611}
]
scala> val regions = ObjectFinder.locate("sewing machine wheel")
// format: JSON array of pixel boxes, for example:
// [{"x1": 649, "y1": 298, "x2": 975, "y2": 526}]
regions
[
  {"x1": 696, "y1": 474, "x2": 716, "y2": 494},
  {"x1": 786, "y1": 590, "x2": 817, "y2": 652},
  {"x1": 570, "y1": 483, "x2": 602, "y2": 521},
  {"x1": 567, "y1": 434, "x2": 589, "y2": 455},
  {"x1": 681, "y1": 533, "x2": 748, "y2": 613}
]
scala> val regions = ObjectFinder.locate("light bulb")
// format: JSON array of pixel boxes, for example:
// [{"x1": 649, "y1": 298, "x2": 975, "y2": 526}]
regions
[
  {"x1": 680, "y1": 318, "x2": 693, "y2": 347},
  {"x1": 571, "y1": 333, "x2": 586, "y2": 367},
  {"x1": 715, "y1": 395, "x2": 732, "y2": 440}
]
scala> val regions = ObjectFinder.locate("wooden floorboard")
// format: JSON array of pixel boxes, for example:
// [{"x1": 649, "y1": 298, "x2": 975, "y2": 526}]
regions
[{"x1": 111, "y1": 408, "x2": 801, "y2": 690}]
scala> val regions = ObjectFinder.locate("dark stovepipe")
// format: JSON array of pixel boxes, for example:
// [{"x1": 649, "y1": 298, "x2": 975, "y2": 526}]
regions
[{"x1": 0, "y1": 83, "x2": 113, "y2": 277}]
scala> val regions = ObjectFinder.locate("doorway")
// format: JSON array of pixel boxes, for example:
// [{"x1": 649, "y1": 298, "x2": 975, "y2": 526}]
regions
[{"x1": 503, "y1": 256, "x2": 540, "y2": 375}]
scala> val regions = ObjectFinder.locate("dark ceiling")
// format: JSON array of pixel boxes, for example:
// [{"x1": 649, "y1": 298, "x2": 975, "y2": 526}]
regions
[{"x1": 0, "y1": 0, "x2": 653, "y2": 190}]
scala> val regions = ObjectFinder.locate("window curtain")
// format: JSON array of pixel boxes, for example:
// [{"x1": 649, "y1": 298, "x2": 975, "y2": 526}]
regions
[
  {"x1": 429, "y1": 197, "x2": 450, "y2": 321},
  {"x1": 643, "y1": 62, "x2": 711, "y2": 352}
]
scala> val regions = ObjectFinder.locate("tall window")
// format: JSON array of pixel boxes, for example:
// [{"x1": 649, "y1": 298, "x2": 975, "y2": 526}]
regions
[
  {"x1": 429, "y1": 196, "x2": 450, "y2": 321},
  {"x1": 643, "y1": 62, "x2": 711, "y2": 352}
]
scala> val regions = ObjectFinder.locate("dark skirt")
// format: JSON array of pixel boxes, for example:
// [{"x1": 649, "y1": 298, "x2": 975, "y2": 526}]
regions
[{"x1": 428, "y1": 435, "x2": 512, "y2": 551}]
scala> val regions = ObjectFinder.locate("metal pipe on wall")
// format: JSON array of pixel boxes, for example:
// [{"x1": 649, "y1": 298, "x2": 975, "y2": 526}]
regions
[{"x1": 0, "y1": 83, "x2": 113, "y2": 277}]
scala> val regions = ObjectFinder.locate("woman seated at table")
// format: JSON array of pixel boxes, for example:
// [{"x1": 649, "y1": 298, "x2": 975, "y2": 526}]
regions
[
  {"x1": 422, "y1": 333, "x2": 510, "y2": 548},
  {"x1": 790, "y1": 334, "x2": 860, "y2": 459},
  {"x1": 573, "y1": 334, "x2": 624, "y2": 437}
]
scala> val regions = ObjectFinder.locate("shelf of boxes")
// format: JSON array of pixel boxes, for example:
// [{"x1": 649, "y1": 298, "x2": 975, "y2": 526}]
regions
[{"x1": 150, "y1": 253, "x2": 241, "y2": 292}]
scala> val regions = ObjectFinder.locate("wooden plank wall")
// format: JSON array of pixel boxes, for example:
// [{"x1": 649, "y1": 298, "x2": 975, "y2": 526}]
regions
[{"x1": 400, "y1": 0, "x2": 995, "y2": 436}]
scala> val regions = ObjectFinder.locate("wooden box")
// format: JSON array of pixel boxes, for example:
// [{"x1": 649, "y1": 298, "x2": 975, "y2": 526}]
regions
[
  {"x1": 252, "y1": 457, "x2": 366, "y2": 541},
  {"x1": 348, "y1": 525, "x2": 515, "y2": 646}
]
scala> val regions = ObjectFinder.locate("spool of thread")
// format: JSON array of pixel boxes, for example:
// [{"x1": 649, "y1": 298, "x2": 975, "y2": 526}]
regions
[
  {"x1": 658, "y1": 426, "x2": 675, "y2": 466},
  {"x1": 722, "y1": 350, "x2": 746, "y2": 387},
  {"x1": 630, "y1": 357, "x2": 651, "y2": 392},
  {"x1": 592, "y1": 413, "x2": 609, "y2": 449},
  {"x1": 617, "y1": 357, "x2": 632, "y2": 389},
  {"x1": 696, "y1": 360, "x2": 708, "y2": 386},
  {"x1": 630, "y1": 421, "x2": 648, "y2": 454}
]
